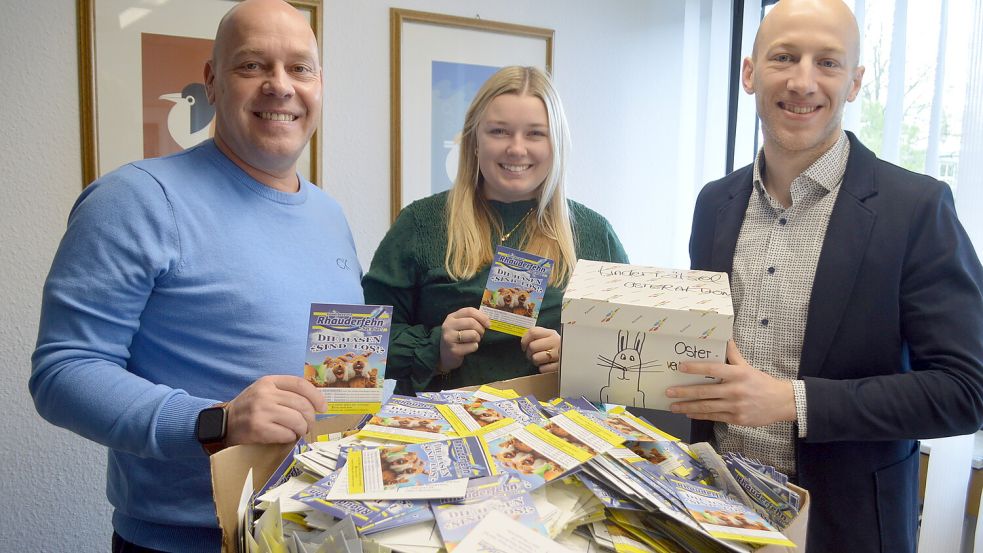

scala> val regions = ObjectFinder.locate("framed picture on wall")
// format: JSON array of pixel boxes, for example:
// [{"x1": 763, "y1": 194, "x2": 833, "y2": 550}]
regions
[
  {"x1": 77, "y1": 0, "x2": 322, "y2": 187},
  {"x1": 389, "y1": 8, "x2": 554, "y2": 223}
]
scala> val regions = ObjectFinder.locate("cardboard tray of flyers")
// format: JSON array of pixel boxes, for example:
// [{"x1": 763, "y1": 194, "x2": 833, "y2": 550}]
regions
[{"x1": 211, "y1": 372, "x2": 809, "y2": 552}]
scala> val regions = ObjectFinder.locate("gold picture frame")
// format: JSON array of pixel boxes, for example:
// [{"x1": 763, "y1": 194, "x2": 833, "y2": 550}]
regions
[
  {"x1": 389, "y1": 8, "x2": 554, "y2": 223},
  {"x1": 77, "y1": 0, "x2": 322, "y2": 188}
]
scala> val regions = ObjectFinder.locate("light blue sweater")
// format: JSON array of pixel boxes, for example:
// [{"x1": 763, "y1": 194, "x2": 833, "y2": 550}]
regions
[{"x1": 30, "y1": 140, "x2": 364, "y2": 552}]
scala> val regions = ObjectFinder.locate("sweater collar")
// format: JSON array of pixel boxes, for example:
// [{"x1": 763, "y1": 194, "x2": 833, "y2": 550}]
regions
[
  {"x1": 488, "y1": 198, "x2": 538, "y2": 222},
  {"x1": 198, "y1": 139, "x2": 309, "y2": 205}
]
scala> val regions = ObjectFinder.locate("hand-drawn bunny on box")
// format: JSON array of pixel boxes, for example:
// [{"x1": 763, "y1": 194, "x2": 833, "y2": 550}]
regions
[{"x1": 598, "y1": 330, "x2": 662, "y2": 407}]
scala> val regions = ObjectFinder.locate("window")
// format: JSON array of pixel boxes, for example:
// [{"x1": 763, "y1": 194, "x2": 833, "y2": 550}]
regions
[{"x1": 728, "y1": 0, "x2": 983, "y2": 250}]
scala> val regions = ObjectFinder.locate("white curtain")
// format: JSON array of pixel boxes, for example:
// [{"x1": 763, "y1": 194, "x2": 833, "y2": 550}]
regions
[
  {"x1": 957, "y1": 0, "x2": 983, "y2": 250},
  {"x1": 673, "y1": 0, "x2": 733, "y2": 268}
]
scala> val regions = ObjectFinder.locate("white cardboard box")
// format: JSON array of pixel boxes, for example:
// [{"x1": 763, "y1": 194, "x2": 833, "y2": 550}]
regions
[{"x1": 559, "y1": 260, "x2": 734, "y2": 410}]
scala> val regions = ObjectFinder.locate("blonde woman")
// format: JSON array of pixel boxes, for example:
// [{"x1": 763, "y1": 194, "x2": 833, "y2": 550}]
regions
[{"x1": 363, "y1": 66, "x2": 627, "y2": 394}]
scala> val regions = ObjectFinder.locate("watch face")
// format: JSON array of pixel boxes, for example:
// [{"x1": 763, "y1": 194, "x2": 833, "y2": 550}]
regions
[{"x1": 197, "y1": 406, "x2": 227, "y2": 443}]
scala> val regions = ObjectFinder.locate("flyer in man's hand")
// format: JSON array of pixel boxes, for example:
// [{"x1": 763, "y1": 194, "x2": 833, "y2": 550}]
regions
[
  {"x1": 479, "y1": 246, "x2": 553, "y2": 336},
  {"x1": 304, "y1": 303, "x2": 392, "y2": 414}
]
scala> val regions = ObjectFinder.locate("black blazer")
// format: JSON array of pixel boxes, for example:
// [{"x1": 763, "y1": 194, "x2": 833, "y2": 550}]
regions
[{"x1": 689, "y1": 132, "x2": 983, "y2": 553}]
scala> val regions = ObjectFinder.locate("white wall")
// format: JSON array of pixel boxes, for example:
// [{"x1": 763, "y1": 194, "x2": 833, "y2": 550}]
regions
[
  {"x1": 0, "y1": 1, "x2": 718, "y2": 551},
  {"x1": 325, "y1": 0, "x2": 692, "y2": 269},
  {"x1": 0, "y1": 1, "x2": 116, "y2": 550}
]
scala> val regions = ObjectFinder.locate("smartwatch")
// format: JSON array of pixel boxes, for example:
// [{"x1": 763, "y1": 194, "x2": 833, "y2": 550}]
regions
[{"x1": 196, "y1": 402, "x2": 228, "y2": 455}]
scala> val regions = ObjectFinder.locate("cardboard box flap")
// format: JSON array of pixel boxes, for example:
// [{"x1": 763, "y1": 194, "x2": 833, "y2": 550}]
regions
[
  {"x1": 212, "y1": 442, "x2": 293, "y2": 553},
  {"x1": 459, "y1": 371, "x2": 558, "y2": 397},
  {"x1": 564, "y1": 260, "x2": 733, "y2": 314},
  {"x1": 771, "y1": 484, "x2": 810, "y2": 552},
  {"x1": 213, "y1": 413, "x2": 366, "y2": 552}
]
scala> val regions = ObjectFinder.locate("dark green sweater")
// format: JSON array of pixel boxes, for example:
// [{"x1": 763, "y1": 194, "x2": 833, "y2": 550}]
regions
[{"x1": 362, "y1": 192, "x2": 629, "y2": 394}]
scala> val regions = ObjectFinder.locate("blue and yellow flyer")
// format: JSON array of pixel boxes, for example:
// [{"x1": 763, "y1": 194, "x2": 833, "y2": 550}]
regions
[
  {"x1": 304, "y1": 303, "x2": 392, "y2": 414},
  {"x1": 479, "y1": 246, "x2": 553, "y2": 336}
]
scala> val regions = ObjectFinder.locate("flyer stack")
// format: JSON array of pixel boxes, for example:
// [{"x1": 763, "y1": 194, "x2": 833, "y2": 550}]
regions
[{"x1": 240, "y1": 383, "x2": 803, "y2": 553}]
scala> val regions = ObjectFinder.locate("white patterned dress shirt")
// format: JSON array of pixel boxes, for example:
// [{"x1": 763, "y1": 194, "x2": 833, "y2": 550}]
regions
[{"x1": 713, "y1": 132, "x2": 851, "y2": 476}]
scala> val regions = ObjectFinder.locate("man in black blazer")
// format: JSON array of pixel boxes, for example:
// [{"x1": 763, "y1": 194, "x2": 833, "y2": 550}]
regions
[{"x1": 668, "y1": 0, "x2": 983, "y2": 551}]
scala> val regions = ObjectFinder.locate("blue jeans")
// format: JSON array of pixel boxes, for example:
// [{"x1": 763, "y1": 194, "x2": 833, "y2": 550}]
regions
[{"x1": 111, "y1": 532, "x2": 168, "y2": 553}]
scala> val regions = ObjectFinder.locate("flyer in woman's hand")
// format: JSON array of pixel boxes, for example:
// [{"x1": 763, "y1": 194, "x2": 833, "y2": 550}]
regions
[{"x1": 479, "y1": 246, "x2": 554, "y2": 336}]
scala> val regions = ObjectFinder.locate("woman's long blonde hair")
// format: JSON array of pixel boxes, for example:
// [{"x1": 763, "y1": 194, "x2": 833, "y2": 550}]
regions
[{"x1": 444, "y1": 66, "x2": 576, "y2": 285}]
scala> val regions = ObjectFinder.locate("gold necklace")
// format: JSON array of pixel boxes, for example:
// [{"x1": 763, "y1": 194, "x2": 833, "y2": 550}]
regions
[{"x1": 500, "y1": 207, "x2": 536, "y2": 244}]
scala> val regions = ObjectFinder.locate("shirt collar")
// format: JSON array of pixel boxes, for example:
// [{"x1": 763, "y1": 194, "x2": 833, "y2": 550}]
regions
[{"x1": 752, "y1": 131, "x2": 851, "y2": 196}]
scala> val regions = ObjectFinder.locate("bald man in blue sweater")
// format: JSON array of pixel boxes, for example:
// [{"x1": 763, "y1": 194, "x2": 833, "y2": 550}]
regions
[{"x1": 30, "y1": 1, "x2": 362, "y2": 551}]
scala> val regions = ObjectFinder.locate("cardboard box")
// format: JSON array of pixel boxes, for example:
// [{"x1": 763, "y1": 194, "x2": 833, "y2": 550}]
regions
[
  {"x1": 211, "y1": 374, "x2": 559, "y2": 552},
  {"x1": 559, "y1": 260, "x2": 734, "y2": 410},
  {"x1": 211, "y1": 372, "x2": 809, "y2": 552},
  {"x1": 211, "y1": 414, "x2": 363, "y2": 553}
]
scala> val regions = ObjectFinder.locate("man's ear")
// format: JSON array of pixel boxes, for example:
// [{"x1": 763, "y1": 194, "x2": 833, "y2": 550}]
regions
[
  {"x1": 846, "y1": 65, "x2": 865, "y2": 102},
  {"x1": 203, "y1": 60, "x2": 216, "y2": 104},
  {"x1": 741, "y1": 57, "x2": 755, "y2": 95}
]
